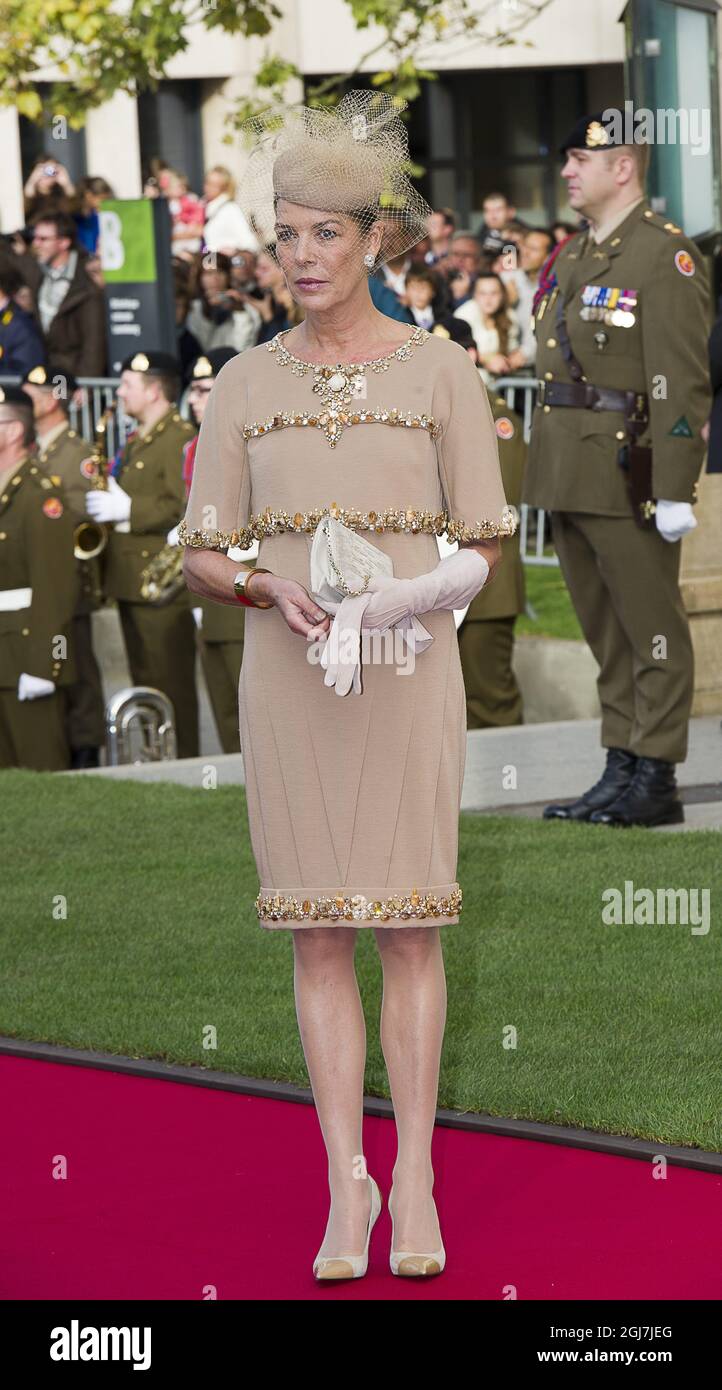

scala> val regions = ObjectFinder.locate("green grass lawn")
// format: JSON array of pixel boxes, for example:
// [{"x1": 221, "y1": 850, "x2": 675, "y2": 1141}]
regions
[
  {"x1": 2, "y1": 770, "x2": 720, "y2": 1151},
  {"x1": 516, "y1": 560, "x2": 585, "y2": 641}
]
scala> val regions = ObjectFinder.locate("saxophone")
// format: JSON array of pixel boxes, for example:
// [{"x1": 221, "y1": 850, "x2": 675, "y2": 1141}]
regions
[
  {"x1": 73, "y1": 406, "x2": 114, "y2": 560},
  {"x1": 139, "y1": 539, "x2": 186, "y2": 606}
]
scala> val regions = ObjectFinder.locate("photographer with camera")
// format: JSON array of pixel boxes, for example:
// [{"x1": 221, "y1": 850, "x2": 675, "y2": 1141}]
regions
[
  {"x1": 23, "y1": 156, "x2": 75, "y2": 222},
  {"x1": 185, "y1": 251, "x2": 261, "y2": 354}
]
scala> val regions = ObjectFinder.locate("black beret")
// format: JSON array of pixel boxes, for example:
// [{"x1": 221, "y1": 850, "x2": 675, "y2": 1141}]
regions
[
  {"x1": 121, "y1": 350, "x2": 182, "y2": 377},
  {"x1": 0, "y1": 384, "x2": 33, "y2": 409},
  {"x1": 432, "y1": 317, "x2": 477, "y2": 353},
  {"x1": 190, "y1": 348, "x2": 238, "y2": 380},
  {"x1": 559, "y1": 110, "x2": 639, "y2": 158},
  {"x1": 22, "y1": 363, "x2": 78, "y2": 396}
]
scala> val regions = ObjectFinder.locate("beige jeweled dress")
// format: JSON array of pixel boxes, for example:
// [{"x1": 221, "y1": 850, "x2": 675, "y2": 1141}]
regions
[{"x1": 179, "y1": 325, "x2": 516, "y2": 929}]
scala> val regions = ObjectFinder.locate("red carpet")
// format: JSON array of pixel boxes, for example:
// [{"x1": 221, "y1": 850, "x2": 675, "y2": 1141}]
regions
[{"x1": 2, "y1": 1054, "x2": 720, "y2": 1300}]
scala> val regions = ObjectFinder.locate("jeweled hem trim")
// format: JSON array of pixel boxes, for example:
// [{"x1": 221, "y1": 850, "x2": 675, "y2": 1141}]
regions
[
  {"x1": 178, "y1": 506, "x2": 517, "y2": 551},
  {"x1": 255, "y1": 884, "x2": 462, "y2": 923},
  {"x1": 447, "y1": 506, "x2": 518, "y2": 541}
]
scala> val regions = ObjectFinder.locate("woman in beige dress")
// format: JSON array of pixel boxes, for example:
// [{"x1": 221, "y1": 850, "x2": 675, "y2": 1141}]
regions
[{"x1": 180, "y1": 93, "x2": 516, "y2": 1282}]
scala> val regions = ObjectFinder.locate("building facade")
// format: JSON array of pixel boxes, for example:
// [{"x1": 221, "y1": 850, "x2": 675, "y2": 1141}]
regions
[{"x1": 0, "y1": 0, "x2": 718, "y2": 238}]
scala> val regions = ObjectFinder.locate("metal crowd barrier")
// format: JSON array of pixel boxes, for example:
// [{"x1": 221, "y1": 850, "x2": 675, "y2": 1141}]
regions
[
  {"x1": 1, "y1": 372, "x2": 556, "y2": 565},
  {"x1": 0, "y1": 375, "x2": 193, "y2": 459}
]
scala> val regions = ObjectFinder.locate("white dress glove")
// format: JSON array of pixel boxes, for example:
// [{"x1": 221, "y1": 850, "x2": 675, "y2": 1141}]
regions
[
  {"x1": 18, "y1": 672, "x2": 55, "y2": 700},
  {"x1": 655, "y1": 499, "x2": 698, "y2": 543},
  {"x1": 85, "y1": 475, "x2": 132, "y2": 525},
  {"x1": 166, "y1": 524, "x2": 181, "y2": 546},
  {"x1": 321, "y1": 548, "x2": 490, "y2": 697}
]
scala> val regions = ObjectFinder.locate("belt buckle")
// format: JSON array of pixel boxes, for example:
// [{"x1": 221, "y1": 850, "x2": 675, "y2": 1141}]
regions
[
  {"x1": 537, "y1": 379, "x2": 547, "y2": 406},
  {"x1": 630, "y1": 392, "x2": 648, "y2": 426}
]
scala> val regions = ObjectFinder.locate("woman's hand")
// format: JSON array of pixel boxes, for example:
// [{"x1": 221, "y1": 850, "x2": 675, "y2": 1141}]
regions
[
  {"x1": 483, "y1": 353, "x2": 510, "y2": 375},
  {"x1": 253, "y1": 573, "x2": 331, "y2": 639},
  {"x1": 358, "y1": 574, "x2": 416, "y2": 631}
]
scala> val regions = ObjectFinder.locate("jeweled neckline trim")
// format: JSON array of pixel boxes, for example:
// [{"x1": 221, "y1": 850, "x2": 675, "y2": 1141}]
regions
[{"x1": 271, "y1": 324, "x2": 429, "y2": 370}]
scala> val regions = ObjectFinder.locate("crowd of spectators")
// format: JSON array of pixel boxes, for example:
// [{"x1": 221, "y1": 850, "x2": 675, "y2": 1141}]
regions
[{"x1": 0, "y1": 154, "x2": 581, "y2": 388}]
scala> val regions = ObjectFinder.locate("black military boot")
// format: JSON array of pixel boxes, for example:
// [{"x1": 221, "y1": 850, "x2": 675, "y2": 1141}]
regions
[
  {"x1": 71, "y1": 747, "x2": 100, "y2": 770},
  {"x1": 542, "y1": 747, "x2": 638, "y2": 821},
  {"x1": 589, "y1": 756, "x2": 684, "y2": 827}
]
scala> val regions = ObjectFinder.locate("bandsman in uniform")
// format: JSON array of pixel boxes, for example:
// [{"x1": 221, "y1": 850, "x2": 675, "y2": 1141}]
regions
[
  {"x1": 22, "y1": 363, "x2": 106, "y2": 767},
  {"x1": 0, "y1": 385, "x2": 79, "y2": 770},
  {"x1": 180, "y1": 349, "x2": 251, "y2": 753},
  {"x1": 524, "y1": 111, "x2": 712, "y2": 826},
  {"x1": 435, "y1": 320, "x2": 526, "y2": 726},
  {"x1": 86, "y1": 350, "x2": 199, "y2": 758}
]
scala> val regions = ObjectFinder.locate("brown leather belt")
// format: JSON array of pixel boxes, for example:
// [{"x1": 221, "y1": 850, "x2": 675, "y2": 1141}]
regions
[{"x1": 537, "y1": 380, "x2": 648, "y2": 416}]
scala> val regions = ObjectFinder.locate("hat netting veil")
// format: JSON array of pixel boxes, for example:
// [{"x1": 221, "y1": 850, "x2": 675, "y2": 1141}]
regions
[{"x1": 236, "y1": 90, "x2": 433, "y2": 271}]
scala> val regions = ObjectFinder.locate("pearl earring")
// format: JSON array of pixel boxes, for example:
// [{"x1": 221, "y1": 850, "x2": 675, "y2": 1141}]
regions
[{"x1": 364, "y1": 253, "x2": 375, "y2": 269}]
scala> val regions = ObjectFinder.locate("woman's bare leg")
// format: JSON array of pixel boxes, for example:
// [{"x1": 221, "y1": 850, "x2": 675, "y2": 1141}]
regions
[
  {"x1": 373, "y1": 925, "x2": 447, "y2": 1250},
  {"x1": 292, "y1": 926, "x2": 372, "y2": 1256}
]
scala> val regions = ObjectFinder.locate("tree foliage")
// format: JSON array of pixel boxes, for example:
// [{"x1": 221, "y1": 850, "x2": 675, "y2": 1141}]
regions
[{"x1": 0, "y1": 0, "x2": 552, "y2": 127}]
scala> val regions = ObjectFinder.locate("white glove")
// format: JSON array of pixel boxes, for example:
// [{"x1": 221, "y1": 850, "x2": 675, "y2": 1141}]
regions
[
  {"x1": 166, "y1": 524, "x2": 180, "y2": 546},
  {"x1": 655, "y1": 499, "x2": 698, "y2": 543},
  {"x1": 18, "y1": 672, "x2": 55, "y2": 700},
  {"x1": 361, "y1": 549, "x2": 489, "y2": 631},
  {"x1": 85, "y1": 475, "x2": 132, "y2": 525},
  {"x1": 192, "y1": 607, "x2": 203, "y2": 629},
  {"x1": 321, "y1": 549, "x2": 489, "y2": 697},
  {"x1": 319, "y1": 593, "x2": 368, "y2": 697}
]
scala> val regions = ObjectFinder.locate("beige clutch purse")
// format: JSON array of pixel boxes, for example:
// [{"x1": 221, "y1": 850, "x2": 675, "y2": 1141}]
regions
[{"x1": 309, "y1": 514, "x2": 393, "y2": 607}]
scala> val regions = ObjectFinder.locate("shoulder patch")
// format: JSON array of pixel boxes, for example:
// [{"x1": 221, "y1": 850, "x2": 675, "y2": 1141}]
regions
[
  {"x1": 674, "y1": 249, "x2": 696, "y2": 278},
  {"x1": 669, "y1": 416, "x2": 693, "y2": 438},
  {"x1": 42, "y1": 497, "x2": 64, "y2": 519},
  {"x1": 495, "y1": 417, "x2": 515, "y2": 441}
]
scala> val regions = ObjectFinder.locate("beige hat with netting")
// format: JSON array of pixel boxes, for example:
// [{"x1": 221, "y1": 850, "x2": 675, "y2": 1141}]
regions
[{"x1": 236, "y1": 90, "x2": 433, "y2": 269}]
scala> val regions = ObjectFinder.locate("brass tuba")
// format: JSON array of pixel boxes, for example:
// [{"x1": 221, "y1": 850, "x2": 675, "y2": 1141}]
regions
[
  {"x1": 74, "y1": 406, "x2": 114, "y2": 561},
  {"x1": 105, "y1": 687, "x2": 177, "y2": 763}
]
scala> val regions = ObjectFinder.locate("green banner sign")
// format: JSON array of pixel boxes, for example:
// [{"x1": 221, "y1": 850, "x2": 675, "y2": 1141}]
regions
[{"x1": 100, "y1": 199, "x2": 158, "y2": 283}]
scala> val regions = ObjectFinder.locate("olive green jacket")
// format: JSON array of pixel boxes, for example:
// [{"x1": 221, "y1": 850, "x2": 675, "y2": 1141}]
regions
[
  {"x1": 104, "y1": 407, "x2": 195, "y2": 603},
  {"x1": 37, "y1": 421, "x2": 103, "y2": 614},
  {"x1": 523, "y1": 202, "x2": 712, "y2": 514},
  {"x1": 463, "y1": 390, "x2": 526, "y2": 621},
  {"x1": 0, "y1": 455, "x2": 79, "y2": 687}
]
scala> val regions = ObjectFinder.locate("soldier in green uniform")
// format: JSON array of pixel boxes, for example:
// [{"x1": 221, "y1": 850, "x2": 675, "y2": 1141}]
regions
[
  {"x1": 524, "y1": 111, "x2": 712, "y2": 826},
  {"x1": 458, "y1": 387, "x2": 526, "y2": 727},
  {"x1": 86, "y1": 350, "x2": 199, "y2": 759},
  {"x1": 0, "y1": 385, "x2": 79, "y2": 771},
  {"x1": 22, "y1": 363, "x2": 106, "y2": 767},
  {"x1": 180, "y1": 349, "x2": 251, "y2": 753},
  {"x1": 430, "y1": 320, "x2": 526, "y2": 725}
]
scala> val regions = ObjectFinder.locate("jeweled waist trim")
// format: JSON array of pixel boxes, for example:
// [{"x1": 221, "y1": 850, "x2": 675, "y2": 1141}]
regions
[
  {"x1": 178, "y1": 503, "x2": 517, "y2": 551},
  {"x1": 242, "y1": 408, "x2": 441, "y2": 448},
  {"x1": 256, "y1": 884, "x2": 463, "y2": 922}
]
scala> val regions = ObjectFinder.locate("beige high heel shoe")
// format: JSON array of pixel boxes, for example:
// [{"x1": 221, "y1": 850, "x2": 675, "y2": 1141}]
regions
[
  {"x1": 389, "y1": 1187, "x2": 446, "y2": 1277},
  {"x1": 313, "y1": 1174, "x2": 383, "y2": 1281}
]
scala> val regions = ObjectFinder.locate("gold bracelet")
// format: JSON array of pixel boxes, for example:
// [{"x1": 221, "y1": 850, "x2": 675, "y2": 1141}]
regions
[{"x1": 243, "y1": 567, "x2": 275, "y2": 609}]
